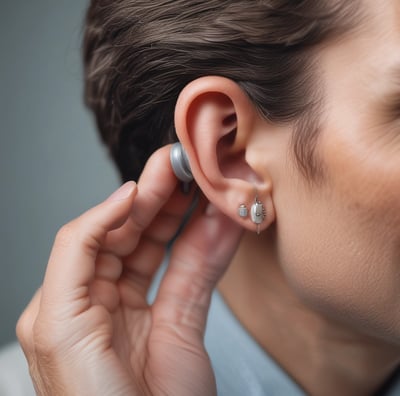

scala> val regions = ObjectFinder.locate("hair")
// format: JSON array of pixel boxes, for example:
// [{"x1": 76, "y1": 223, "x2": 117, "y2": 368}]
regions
[{"x1": 83, "y1": 0, "x2": 362, "y2": 183}]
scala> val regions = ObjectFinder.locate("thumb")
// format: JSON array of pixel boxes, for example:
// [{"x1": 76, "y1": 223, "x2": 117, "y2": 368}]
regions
[{"x1": 153, "y1": 203, "x2": 243, "y2": 339}]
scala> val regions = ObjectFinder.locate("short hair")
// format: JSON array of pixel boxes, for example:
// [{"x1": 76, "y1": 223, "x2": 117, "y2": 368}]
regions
[{"x1": 83, "y1": 0, "x2": 362, "y2": 182}]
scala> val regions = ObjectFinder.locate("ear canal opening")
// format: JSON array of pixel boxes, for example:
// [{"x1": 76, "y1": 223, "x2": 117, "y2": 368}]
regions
[
  {"x1": 223, "y1": 113, "x2": 237, "y2": 129},
  {"x1": 220, "y1": 113, "x2": 238, "y2": 148}
]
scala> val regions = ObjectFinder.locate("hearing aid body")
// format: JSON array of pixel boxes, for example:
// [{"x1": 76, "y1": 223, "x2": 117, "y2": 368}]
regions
[{"x1": 170, "y1": 142, "x2": 193, "y2": 183}]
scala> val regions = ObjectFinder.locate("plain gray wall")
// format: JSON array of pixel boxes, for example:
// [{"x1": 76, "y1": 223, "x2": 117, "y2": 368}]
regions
[{"x1": 0, "y1": 1, "x2": 120, "y2": 347}]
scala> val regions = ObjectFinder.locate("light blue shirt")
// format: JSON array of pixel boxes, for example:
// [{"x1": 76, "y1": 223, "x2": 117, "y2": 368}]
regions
[{"x1": 205, "y1": 291, "x2": 306, "y2": 395}]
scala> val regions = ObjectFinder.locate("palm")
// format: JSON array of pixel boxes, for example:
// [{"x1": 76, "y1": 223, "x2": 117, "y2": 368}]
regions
[{"x1": 85, "y1": 254, "x2": 216, "y2": 396}]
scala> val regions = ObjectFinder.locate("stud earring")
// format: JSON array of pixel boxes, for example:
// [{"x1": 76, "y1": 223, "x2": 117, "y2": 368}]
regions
[
  {"x1": 250, "y1": 196, "x2": 266, "y2": 235},
  {"x1": 238, "y1": 204, "x2": 248, "y2": 218}
]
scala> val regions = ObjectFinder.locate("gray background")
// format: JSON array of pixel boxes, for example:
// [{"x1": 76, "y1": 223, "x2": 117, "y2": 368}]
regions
[{"x1": 0, "y1": 1, "x2": 120, "y2": 347}]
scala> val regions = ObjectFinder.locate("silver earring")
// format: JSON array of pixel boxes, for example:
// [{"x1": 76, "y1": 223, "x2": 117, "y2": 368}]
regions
[
  {"x1": 251, "y1": 196, "x2": 266, "y2": 234},
  {"x1": 238, "y1": 204, "x2": 248, "y2": 218},
  {"x1": 170, "y1": 143, "x2": 193, "y2": 193}
]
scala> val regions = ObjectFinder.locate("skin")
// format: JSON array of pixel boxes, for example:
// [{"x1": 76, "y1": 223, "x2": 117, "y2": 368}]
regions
[
  {"x1": 218, "y1": 1, "x2": 400, "y2": 394},
  {"x1": 17, "y1": 0, "x2": 400, "y2": 395}
]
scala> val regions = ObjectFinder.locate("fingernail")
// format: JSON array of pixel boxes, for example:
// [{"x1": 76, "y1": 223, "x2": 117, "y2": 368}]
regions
[{"x1": 107, "y1": 181, "x2": 136, "y2": 202}]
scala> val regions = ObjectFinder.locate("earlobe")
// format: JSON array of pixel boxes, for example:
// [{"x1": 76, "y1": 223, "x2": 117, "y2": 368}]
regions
[{"x1": 174, "y1": 76, "x2": 275, "y2": 233}]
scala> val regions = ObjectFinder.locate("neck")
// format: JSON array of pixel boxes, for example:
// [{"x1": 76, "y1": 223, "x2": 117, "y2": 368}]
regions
[{"x1": 218, "y1": 230, "x2": 400, "y2": 396}]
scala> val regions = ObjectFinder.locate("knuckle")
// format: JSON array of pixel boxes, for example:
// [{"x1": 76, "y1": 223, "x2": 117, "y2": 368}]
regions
[
  {"x1": 148, "y1": 184, "x2": 171, "y2": 211},
  {"x1": 16, "y1": 313, "x2": 30, "y2": 348},
  {"x1": 55, "y1": 217, "x2": 105, "y2": 253},
  {"x1": 54, "y1": 222, "x2": 76, "y2": 248}
]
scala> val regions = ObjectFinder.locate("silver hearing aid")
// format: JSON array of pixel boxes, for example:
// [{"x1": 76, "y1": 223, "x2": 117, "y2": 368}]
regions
[{"x1": 170, "y1": 142, "x2": 193, "y2": 183}]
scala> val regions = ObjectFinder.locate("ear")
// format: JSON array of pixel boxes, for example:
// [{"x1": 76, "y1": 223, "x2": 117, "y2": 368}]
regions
[{"x1": 174, "y1": 76, "x2": 275, "y2": 233}]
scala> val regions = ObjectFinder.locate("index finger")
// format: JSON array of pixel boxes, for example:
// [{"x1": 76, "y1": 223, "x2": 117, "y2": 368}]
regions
[
  {"x1": 103, "y1": 145, "x2": 196, "y2": 256},
  {"x1": 41, "y1": 181, "x2": 137, "y2": 308}
]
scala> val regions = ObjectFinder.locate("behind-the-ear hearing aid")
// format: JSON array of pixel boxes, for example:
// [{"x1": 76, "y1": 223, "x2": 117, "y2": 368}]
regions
[{"x1": 170, "y1": 142, "x2": 193, "y2": 183}]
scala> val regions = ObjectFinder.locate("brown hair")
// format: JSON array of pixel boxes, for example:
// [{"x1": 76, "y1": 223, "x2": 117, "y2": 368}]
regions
[{"x1": 83, "y1": 0, "x2": 361, "y2": 182}]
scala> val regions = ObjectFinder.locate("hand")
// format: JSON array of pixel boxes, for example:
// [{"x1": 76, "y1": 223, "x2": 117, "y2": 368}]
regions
[{"x1": 17, "y1": 146, "x2": 243, "y2": 396}]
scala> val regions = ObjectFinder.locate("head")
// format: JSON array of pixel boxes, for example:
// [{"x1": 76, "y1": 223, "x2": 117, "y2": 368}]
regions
[{"x1": 83, "y1": 0, "x2": 400, "y2": 345}]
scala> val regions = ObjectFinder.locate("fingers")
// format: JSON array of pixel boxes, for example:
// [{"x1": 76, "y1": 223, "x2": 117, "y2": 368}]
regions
[
  {"x1": 40, "y1": 145, "x2": 194, "y2": 314},
  {"x1": 103, "y1": 145, "x2": 194, "y2": 257},
  {"x1": 40, "y1": 181, "x2": 137, "y2": 310},
  {"x1": 153, "y1": 202, "x2": 243, "y2": 339},
  {"x1": 104, "y1": 146, "x2": 197, "y2": 299}
]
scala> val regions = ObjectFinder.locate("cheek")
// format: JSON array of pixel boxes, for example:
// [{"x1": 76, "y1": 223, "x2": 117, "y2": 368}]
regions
[{"x1": 274, "y1": 141, "x2": 400, "y2": 343}]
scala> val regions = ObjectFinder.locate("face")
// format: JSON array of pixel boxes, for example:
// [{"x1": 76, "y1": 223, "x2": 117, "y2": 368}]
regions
[{"x1": 273, "y1": 0, "x2": 400, "y2": 344}]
